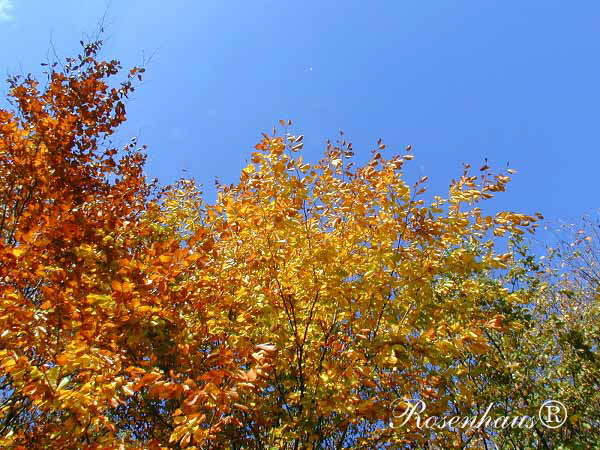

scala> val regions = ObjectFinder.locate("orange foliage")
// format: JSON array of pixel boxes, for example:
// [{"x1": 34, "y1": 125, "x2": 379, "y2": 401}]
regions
[{"x1": 0, "y1": 42, "x2": 538, "y2": 448}]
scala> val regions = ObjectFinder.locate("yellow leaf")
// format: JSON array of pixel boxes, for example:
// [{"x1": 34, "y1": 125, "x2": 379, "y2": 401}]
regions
[{"x1": 10, "y1": 248, "x2": 25, "y2": 257}]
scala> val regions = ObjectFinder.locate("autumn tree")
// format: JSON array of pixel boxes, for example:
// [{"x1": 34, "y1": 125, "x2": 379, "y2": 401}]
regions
[
  {"x1": 0, "y1": 41, "x2": 554, "y2": 449},
  {"x1": 159, "y1": 127, "x2": 540, "y2": 448},
  {"x1": 0, "y1": 41, "x2": 274, "y2": 449}
]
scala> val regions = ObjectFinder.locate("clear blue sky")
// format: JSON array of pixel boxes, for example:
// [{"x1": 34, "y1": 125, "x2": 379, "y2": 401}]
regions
[{"x1": 1, "y1": 0, "x2": 599, "y2": 228}]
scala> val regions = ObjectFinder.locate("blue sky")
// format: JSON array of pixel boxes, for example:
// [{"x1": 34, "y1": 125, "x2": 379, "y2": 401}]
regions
[{"x1": 1, "y1": 0, "x2": 599, "y2": 231}]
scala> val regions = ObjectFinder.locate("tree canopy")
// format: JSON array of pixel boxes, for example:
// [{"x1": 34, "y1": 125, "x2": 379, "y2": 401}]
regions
[{"x1": 0, "y1": 41, "x2": 597, "y2": 449}]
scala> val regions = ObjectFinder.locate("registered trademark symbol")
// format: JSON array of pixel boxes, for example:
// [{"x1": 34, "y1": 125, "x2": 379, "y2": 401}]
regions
[{"x1": 538, "y1": 400, "x2": 567, "y2": 429}]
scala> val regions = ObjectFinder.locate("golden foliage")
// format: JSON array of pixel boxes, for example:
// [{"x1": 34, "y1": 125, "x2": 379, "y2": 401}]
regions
[{"x1": 0, "y1": 43, "x2": 538, "y2": 448}]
